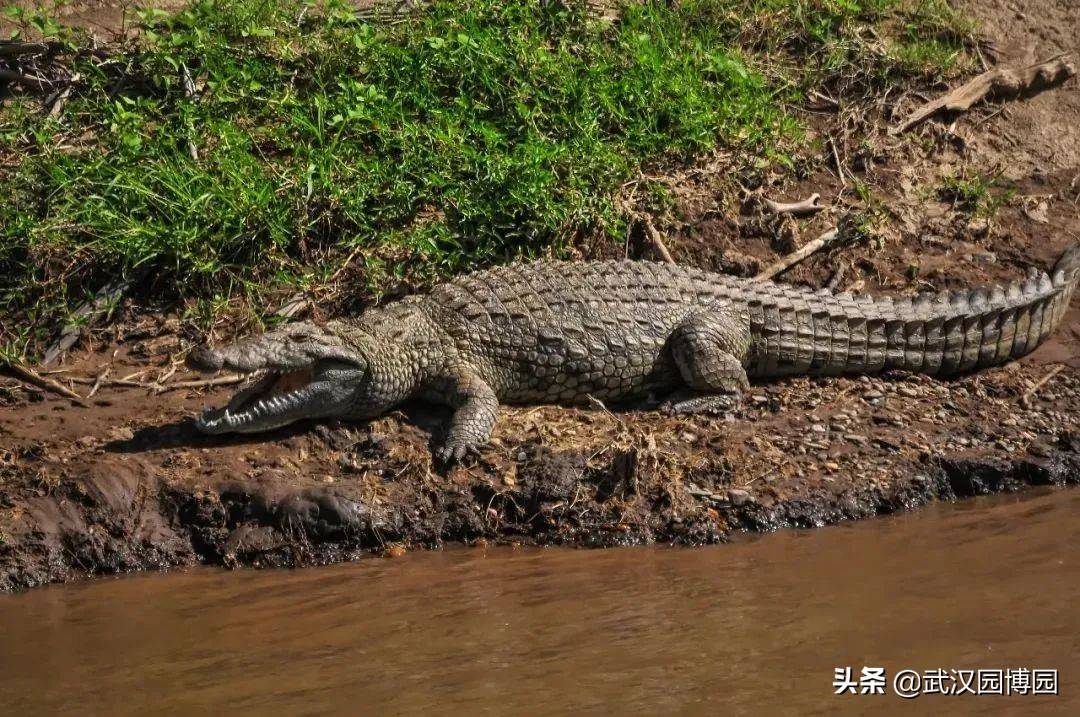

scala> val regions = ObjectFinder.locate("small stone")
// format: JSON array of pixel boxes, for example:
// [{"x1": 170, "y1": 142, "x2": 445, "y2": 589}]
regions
[
  {"x1": 108, "y1": 426, "x2": 135, "y2": 441},
  {"x1": 337, "y1": 455, "x2": 363, "y2": 473},
  {"x1": 863, "y1": 390, "x2": 884, "y2": 401},
  {"x1": 727, "y1": 488, "x2": 752, "y2": 506},
  {"x1": 897, "y1": 386, "x2": 919, "y2": 398},
  {"x1": 1028, "y1": 441, "x2": 1055, "y2": 458}
]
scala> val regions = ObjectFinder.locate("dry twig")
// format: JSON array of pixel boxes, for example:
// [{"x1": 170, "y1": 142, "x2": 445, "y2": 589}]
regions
[
  {"x1": 87, "y1": 366, "x2": 111, "y2": 398},
  {"x1": 274, "y1": 292, "x2": 310, "y2": 319},
  {"x1": 70, "y1": 373, "x2": 247, "y2": 392},
  {"x1": 755, "y1": 229, "x2": 840, "y2": 281},
  {"x1": 1021, "y1": 364, "x2": 1064, "y2": 406},
  {"x1": 640, "y1": 215, "x2": 675, "y2": 265},
  {"x1": 3, "y1": 360, "x2": 87, "y2": 404}
]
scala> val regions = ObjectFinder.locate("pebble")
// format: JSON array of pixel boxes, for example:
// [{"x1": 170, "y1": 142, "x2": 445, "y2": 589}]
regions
[
  {"x1": 108, "y1": 426, "x2": 135, "y2": 441},
  {"x1": 728, "y1": 489, "x2": 752, "y2": 507},
  {"x1": 337, "y1": 455, "x2": 363, "y2": 473}
]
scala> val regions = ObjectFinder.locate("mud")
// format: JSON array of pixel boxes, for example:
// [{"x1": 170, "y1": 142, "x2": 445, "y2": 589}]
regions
[{"x1": 1, "y1": 0, "x2": 1079, "y2": 590}]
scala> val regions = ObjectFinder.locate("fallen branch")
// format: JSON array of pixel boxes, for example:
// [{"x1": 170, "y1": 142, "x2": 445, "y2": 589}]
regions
[
  {"x1": 42, "y1": 277, "x2": 131, "y2": 365},
  {"x1": 640, "y1": 215, "x2": 675, "y2": 265},
  {"x1": 755, "y1": 228, "x2": 839, "y2": 281},
  {"x1": 2, "y1": 359, "x2": 87, "y2": 405},
  {"x1": 891, "y1": 55, "x2": 1076, "y2": 134},
  {"x1": 0, "y1": 67, "x2": 53, "y2": 88},
  {"x1": 0, "y1": 41, "x2": 53, "y2": 58},
  {"x1": 763, "y1": 193, "x2": 824, "y2": 216}
]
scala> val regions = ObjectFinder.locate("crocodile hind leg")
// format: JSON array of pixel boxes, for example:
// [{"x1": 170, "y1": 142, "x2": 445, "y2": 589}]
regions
[{"x1": 663, "y1": 304, "x2": 751, "y2": 415}]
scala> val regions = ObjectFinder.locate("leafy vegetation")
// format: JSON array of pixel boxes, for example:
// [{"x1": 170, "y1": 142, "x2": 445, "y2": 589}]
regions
[
  {"x1": 0, "y1": 0, "x2": 974, "y2": 351},
  {"x1": 937, "y1": 169, "x2": 1012, "y2": 217}
]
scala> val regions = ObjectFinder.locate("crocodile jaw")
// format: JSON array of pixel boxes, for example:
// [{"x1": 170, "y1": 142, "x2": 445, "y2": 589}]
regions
[{"x1": 195, "y1": 367, "x2": 355, "y2": 434}]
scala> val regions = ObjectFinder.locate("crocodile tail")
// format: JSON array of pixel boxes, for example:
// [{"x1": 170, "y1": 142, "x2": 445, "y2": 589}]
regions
[
  {"x1": 883, "y1": 241, "x2": 1080, "y2": 376},
  {"x1": 1052, "y1": 241, "x2": 1080, "y2": 282},
  {"x1": 780, "y1": 242, "x2": 1079, "y2": 378}
]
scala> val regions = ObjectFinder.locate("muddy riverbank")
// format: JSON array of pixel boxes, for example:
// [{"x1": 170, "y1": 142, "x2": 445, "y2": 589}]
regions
[{"x1": 1, "y1": 337, "x2": 1077, "y2": 591}]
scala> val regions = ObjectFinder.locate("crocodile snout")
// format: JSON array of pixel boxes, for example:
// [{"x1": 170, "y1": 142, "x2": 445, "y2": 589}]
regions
[{"x1": 186, "y1": 346, "x2": 224, "y2": 373}]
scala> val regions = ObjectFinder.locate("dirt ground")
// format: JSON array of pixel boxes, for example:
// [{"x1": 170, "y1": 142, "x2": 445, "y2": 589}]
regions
[{"x1": 1, "y1": 0, "x2": 1079, "y2": 591}]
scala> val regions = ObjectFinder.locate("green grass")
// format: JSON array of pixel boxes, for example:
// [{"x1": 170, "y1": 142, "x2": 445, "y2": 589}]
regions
[
  {"x1": 937, "y1": 169, "x2": 1012, "y2": 218},
  {"x1": 0, "y1": 0, "x2": 973, "y2": 350}
]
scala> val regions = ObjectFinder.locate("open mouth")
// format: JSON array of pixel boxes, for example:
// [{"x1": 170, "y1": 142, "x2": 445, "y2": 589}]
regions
[
  {"x1": 186, "y1": 329, "x2": 366, "y2": 435},
  {"x1": 196, "y1": 367, "x2": 324, "y2": 434}
]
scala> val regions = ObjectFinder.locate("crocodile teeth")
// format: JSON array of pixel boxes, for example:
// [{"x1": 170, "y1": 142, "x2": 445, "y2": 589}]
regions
[{"x1": 194, "y1": 379, "x2": 322, "y2": 435}]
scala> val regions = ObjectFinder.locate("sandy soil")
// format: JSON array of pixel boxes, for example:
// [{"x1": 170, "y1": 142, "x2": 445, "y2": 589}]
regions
[{"x1": 1, "y1": 0, "x2": 1078, "y2": 590}]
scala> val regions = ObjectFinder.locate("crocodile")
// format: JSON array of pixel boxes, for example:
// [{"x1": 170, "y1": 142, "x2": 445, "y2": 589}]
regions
[{"x1": 189, "y1": 243, "x2": 1080, "y2": 461}]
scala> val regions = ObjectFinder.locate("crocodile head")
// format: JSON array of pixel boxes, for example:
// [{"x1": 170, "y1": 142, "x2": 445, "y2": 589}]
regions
[{"x1": 187, "y1": 321, "x2": 379, "y2": 434}]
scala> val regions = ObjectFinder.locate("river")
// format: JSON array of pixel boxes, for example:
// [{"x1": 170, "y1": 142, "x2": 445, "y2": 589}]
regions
[{"x1": 1, "y1": 489, "x2": 1076, "y2": 715}]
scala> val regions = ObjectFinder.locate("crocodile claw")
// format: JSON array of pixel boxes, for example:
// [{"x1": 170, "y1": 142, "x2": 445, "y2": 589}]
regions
[
  {"x1": 661, "y1": 393, "x2": 742, "y2": 416},
  {"x1": 434, "y1": 440, "x2": 481, "y2": 466}
]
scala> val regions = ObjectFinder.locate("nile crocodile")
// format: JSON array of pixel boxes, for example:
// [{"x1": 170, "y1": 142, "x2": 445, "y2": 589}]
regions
[{"x1": 189, "y1": 244, "x2": 1080, "y2": 461}]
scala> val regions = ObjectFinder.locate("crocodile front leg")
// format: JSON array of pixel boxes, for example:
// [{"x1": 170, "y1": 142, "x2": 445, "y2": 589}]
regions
[
  {"x1": 664, "y1": 303, "x2": 751, "y2": 415},
  {"x1": 425, "y1": 367, "x2": 500, "y2": 463}
]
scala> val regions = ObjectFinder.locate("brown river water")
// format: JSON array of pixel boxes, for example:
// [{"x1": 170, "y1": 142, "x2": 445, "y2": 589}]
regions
[{"x1": 0, "y1": 489, "x2": 1077, "y2": 715}]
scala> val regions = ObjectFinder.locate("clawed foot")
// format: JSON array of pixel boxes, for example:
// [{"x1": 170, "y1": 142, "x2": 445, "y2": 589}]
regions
[
  {"x1": 662, "y1": 392, "x2": 742, "y2": 416},
  {"x1": 434, "y1": 439, "x2": 483, "y2": 466}
]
